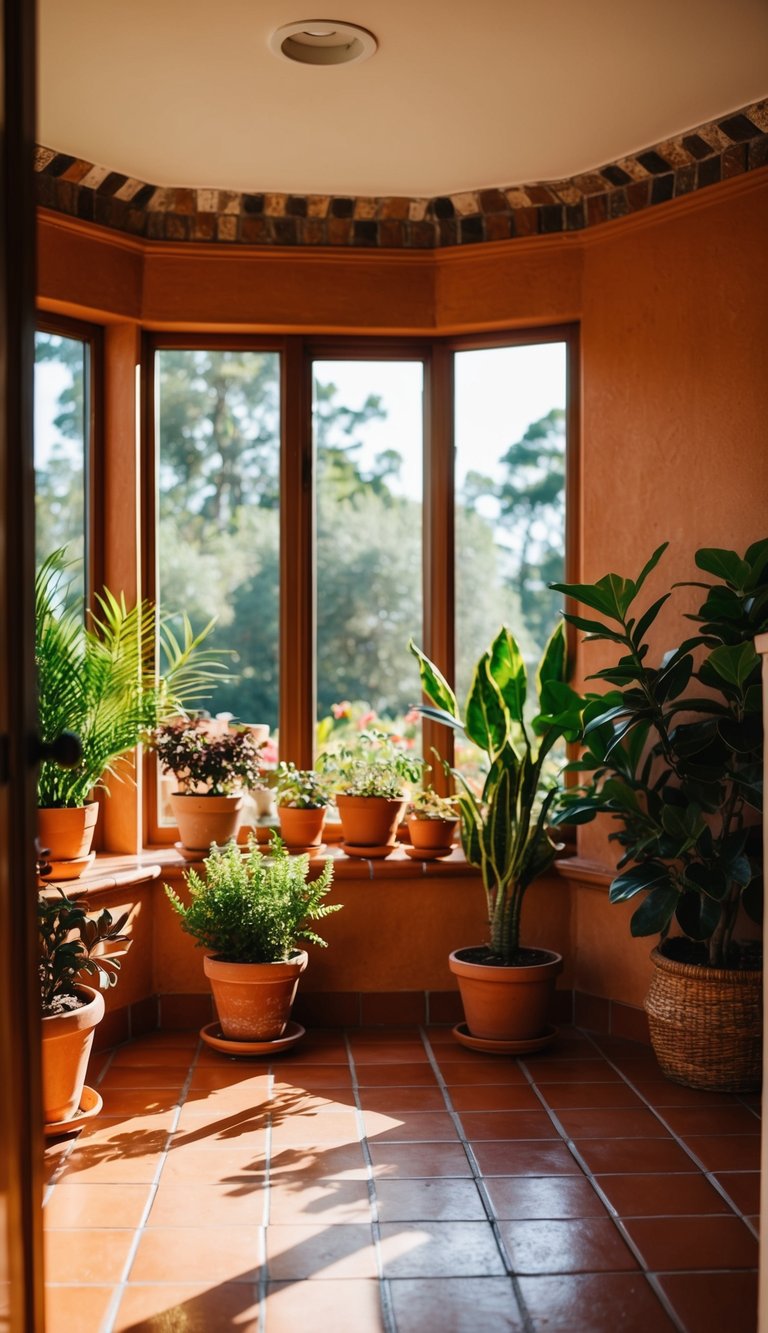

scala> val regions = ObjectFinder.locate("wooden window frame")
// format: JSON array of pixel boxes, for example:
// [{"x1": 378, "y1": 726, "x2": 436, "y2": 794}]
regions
[{"x1": 142, "y1": 326, "x2": 579, "y2": 847}]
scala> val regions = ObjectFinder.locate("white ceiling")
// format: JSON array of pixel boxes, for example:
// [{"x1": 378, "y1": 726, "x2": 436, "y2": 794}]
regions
[{"x1": 38, "y1": 0, "x2": 768, "y2": 198}]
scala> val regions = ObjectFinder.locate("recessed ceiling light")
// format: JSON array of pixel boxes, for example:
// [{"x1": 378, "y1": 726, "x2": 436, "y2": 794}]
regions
[{"x1": 269, "y1": 19, "x2": 378, "y2": 66}]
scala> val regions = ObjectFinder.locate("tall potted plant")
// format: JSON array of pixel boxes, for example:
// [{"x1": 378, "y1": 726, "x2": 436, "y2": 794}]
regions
[
  {"x1": 323, "y1": 729, "x2": 424, "y2": 856},
  {"x1": 410, "y1": 622, "x2": 582, "y2": 1048},
  {"x1": 151, "y1": 717, "x2": 264, "y2": 854},
  {"x1": 165, "y1": 834, "x2": 341, "y2": 1049},
  {"x1": 550, "y1": 539, "x2": 765, "y2": 1090},
  {"x1": 36, "y1": 549, "x2": 223, "y2": 874},
  {"x1": 39, "y1": 884, "x2": 130, "y2": 1127}
]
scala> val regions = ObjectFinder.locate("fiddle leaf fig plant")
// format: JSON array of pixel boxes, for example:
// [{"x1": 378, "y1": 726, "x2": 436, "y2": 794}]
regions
[
  {"x1": 410, "y1": 622, "x2": 582, "y2": 964},
  {"x1": 38, "y1": 888, "x2": 131, "y2": 1015},
  {"x1": 550, "y1": 539, "x2": 767, "y2": 969}
]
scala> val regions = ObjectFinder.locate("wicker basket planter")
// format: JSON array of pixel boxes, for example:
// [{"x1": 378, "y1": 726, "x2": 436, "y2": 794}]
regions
[{"x1": 645, "y1": 947, "x2": 762, "y2": 1092}]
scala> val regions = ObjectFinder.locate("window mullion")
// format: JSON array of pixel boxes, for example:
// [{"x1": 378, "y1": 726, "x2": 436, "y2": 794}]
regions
[
  {"x1": 280, "y1": 336, "x2": 315, "y2": 767},
  {"x1": 423, "y1": 343, "x2": 455, "y2": 793}
]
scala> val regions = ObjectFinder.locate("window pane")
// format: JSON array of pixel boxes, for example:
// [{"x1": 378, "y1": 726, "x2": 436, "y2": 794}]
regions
[
  {"x1": 155, "y1": 349, "x2": 281, "y2": 818},
  {"x1": 314, "y1": 360, "x2": 424, "y2": 759},
  {"x1": 34, "y1": 331, "x2": 87, "y2": 601},
  {"x1": 455, "y1": 343, "x2": 567, "y2": 771}
]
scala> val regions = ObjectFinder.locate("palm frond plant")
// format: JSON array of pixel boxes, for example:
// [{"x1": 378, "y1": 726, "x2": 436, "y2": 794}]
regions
[
  {"x1": 409, "y1": 623, "x2": 583, "y2": 1044},
  {"x1": 36, "y1": 549, "x2": 226, "y2": 810}
]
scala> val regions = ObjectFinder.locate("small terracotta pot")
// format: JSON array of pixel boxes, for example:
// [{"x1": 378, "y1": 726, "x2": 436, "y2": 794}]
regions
[
  {"x1": 336, "y1": 794, "x2": 405, "y2": 848},
  {"x1": 407, "y1": 815, "x2": 458, "y2": 850},
  {"x1": 41, "y1": 984, "x2": 105, "y2": 1124},
  {"x1": 278, "y1": 805, "x2": 327, "y2": 849},
  {"x1": 449, "y1": 946, "x2": 563, "y2": 1041},
  {"x1": 170, "y1": 792, "x2": 244, "y2": 852},
  {"x1": 37, "y1": 803, "x2": 99, "y2": 863},
  {"x1": 204, "y1": 951, "x2": 308, "y2": 1041}
]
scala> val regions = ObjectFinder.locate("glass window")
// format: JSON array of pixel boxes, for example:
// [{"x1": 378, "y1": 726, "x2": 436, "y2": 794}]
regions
[
  {"x1": 34, "y1": 329, "x2": 88, "y2": 601},
  {"x1": 313, "y1": 359, "x2": 424, "y2": 759},
  {"x1": 154, "y1": 348, "x2": 281, "y2": 821}
]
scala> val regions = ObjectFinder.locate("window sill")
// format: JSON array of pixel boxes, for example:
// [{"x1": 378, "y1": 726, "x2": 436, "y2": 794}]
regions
[
  {"x1": 39, "y1": 854, "x2": 163, "y2": 901},
  {"x1": 152, "y1": 843, "x2": 480, "y2": 881},
  {"x1": 553, "y1": 856, "x2": 612, "y2": 888}
]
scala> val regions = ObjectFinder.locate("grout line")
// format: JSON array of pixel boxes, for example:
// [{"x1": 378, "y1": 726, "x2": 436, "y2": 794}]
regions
[
  {"x1": 419, "y1": 1026, "x2": 536, "y2": 1333},
  {"x1": 344, "y1": 1030, "x2": 398, "y2": 1333},
  {"x1": 259, "y1": 1067, "x2": 274, "y2": 1333}
]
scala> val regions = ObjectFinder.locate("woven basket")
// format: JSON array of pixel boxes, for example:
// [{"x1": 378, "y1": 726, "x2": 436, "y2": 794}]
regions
[{"x1": 645, "y1": 947, "x2": 762, "y2": 1092}]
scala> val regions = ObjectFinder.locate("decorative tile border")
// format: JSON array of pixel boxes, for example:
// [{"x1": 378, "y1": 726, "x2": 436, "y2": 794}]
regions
[{"x1": 36, "y1": 98, "x2": 768, "y2": 248}]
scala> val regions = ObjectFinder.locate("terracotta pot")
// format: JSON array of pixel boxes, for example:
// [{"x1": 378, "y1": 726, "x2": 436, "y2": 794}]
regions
[
  {"x1": 449, "y1": 946, "x2": 563, "y2": 1041},
  {"x1": 278, "y1": 805, "x2": 327, "y2": 849},
  {"x1": 407, "y1": 815, "x2": 458, "y2": 850},
  {"x1": 336, "y1": 794, "x2": 405, "y2": 848},
  {"x1": 204, "y1": 951, "x2": 308, "y2": 1041},
  {"x1": 645, "y1": 947, "x2": 762, "y2": 1092},
  {"x1": 37, "y1": 803, "x2": 99, "y2": 863},
  {"x1": 170, "y1": 792, "x2": 244, "y2": 852},
  {"x1": 41, "y1": 984, "x2": 105, "y2": 1124}
]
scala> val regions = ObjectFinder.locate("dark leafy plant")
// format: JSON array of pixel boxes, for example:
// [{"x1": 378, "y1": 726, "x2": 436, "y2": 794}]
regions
[
  {"x1": 410, "y1": 622, "x2": 582, "y2": 964},
  {"x1": 36, "y1": 550, "x2": 227, "y2": 808},
  {"x1": 550, "y1": 540, "x2": 766, "y2": 969},
  {"x1": 165, "y1": 834, "x2": 341, "y2": 963},
  {"x1": 151, "y1": 718, "x2": 264, "y2": 795},
  {"x1": 39, "y1": 888, "x2": 130, "y2": 1015}
]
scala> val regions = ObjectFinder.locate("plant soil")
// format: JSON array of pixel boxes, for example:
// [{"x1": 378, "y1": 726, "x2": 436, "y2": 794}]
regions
[
  {"x1": 42, "y1": 993, "x2": 87, "y2": 1018},
  {"x1": 660, "y1": 937, "x2": 762, "y2": 971},
  {"x1": 456, "y1": 946, "x2": 556, "y2": 969}
]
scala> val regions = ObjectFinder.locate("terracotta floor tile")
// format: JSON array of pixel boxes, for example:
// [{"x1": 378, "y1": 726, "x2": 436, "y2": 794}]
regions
[
  {"x1": 146, "y1": 1179, "x2": 266, "y2": 1227},
  {"x1": 380, "y1": 1219, "x2": 506, "y2": 1277},
  {"x1": 357, "y1": 1086, "x2": 447, "y2": 1113},
  {"x1": 623, "y1": 1215, "x2": 759, "y2": 1270},
  {"x1": 352, "y1": 1042, "x2": 429, "y2": 1064},
  {"x1": 459, "y1": 1109, "x2": 559, "y2": 1141},
  {"x1": 518, "y1": 1273, "x2": 678, "y2": 1331},
  {"x1": 270, "y1": 1110, "x2": 360, "y2": 1145},
  {"x1": 43, "y1": 1181, "x2": 151, "y2": 1229},
  {"x1": 268, "y1": 1179, "x2": 373, "y2": 1223},
  {"x1": 111, "y1": 1043, "x2": 197, "y2": 1067},
  {"x1": 355, "y1": 1063, "x2": 438, "y2": 1087},
  {"x1": 45, "y1": 1285, "x2": 116, "y2": 1333},
  {"x1": 369, "y1": 1142, "x2": 472, "y2": 1178},
  {"x1": 265, "y1": 1221, "x2": 378, "y2": 1279},
  {"x1": 573, "y1": 1137, "x2": 696, "y2": 1175},
  {"x1": 659, "y1": 1105, "x2": 761, "y2": 1136},
  {"x1": 554, "y1": 1108, "x2": 670, "y2": 1139},
  {"x1": 268, "y1": 1063, "x2": 354, "y2": 1088},
  {"x1": 596, "y1": 1172, "x2": 730, "y2": 1217},
  {"x1": 274, "y1": 1042, "x2": 350, "y2": 1064},
  {"x1": 525, "y1": 1059, "x2": 620, "y2": 1084},
  {"x1": 437, "y1": 1061, "x2": 527, "y2": 1085},
  {"x1": 446, "y1": 1084, "x2": 541, "y2": 1111},
  {"x1": 265, "y1": 1279, "x2": 384, "y2": 1332},
  {"x1": 425, "y1": 1026, "x2": 463, "y2": 1044},
  {"x1": 268, "y1": 1143, "x2": 368, "y2": 1181},
  {"x1": 86, "y1": 1088, "x2": 182, "y2": 1117},
  {"x1": 628, "y1": 1080, "x2": 741, "y2": 1108},
  {"x1": 538, "y1": 1082, "x2": 645, "y2": 1109},
  {"x1": 269, "y1": 1087, "x2": 356, "y2": 1114},
  {"x1": 187, "y1": 1066, "x2": 272, "y2": 1093},
  {"x1": 375, "y1": 1178, "x2": 487, "y2": 1222},
  {"x1": 113, "y1": 1282, "x2": 260, "y2": 1332},
  {"x1": 682, "y1": 1134, "x2": 761, "y2": 1172},
  {"x1": 45, "y1": 1227, "x2": 136, "y2": 1284},
  {"x1": 98, "y1": 1065, "x2": 190, "y2": 1090},
  {"x1": 129, "y1": 1225, "x2": 263, "y2": 1283},
  {"x1": 484, "y1": 1175, "x2": 607, "y2": 1220},
  {"x1": 658, "y1": 1271, "x2": 758, "y2": 1333},
  {"x1": 471, "y1": 1141, "x2": 581, "y2": 1177},
  {"x1": 498, "y1": 1217, "x2": 638, "y2": 1274},
  {"x1": 172, "y1": 1106, "x2": 267, "y2": 1146},
  {"x1": 714, "y1": 1171, "x2": 761, "y2": 1215},
  {"x1": 55, "y1": 1145, "x2": 165, "y2": 1185},
  {"x1": 161, "y1": 1143, "x2": 266, "y2": 1181},
  {"x1": 363, "y1": 1110, "x2": 459, "y2": 1142},
  {"x1": 390, "y1": 1276, "x2": 523, "y2": 1332}
]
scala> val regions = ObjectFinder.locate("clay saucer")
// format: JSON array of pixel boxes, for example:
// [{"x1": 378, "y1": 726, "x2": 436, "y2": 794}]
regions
[
  {"x1": 44, "y1": 1085, "x2": 103, "y2": 1137},
  {"x1": 404, "y1": 844, "x2": 454, "y2": 861},
  {"x1": 452, "y1": 1022, "x2": 558, "y2": 1056},
  {"x1": 282, "y1": 843, "x2": 328, "y2": 858},
  {"x1": 340, "y1": 842, "x2": 397, "y2": 859},
  {"x1": 174, "y1": 841, "x2": 253, "y2": 862},
  {"x1": 39, "y1": 851, "x2": 96, "y2": 882},
  {"x1": 199, "y1": 1019, "x2": 306, "y2": 1057}
]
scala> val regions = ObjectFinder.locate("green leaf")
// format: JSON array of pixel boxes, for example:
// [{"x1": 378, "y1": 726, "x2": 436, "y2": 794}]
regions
[
  {"x1": 695, "y1": 547, "x2": 751, "y2": 588},
  {"x1": 684, "y1": 863, "x2": 728, "y2": 901},
  {"x1": 560, "y1": 611, "x2": 628, "y2": 645},
  {"x1": 745, "y1": 537, "x2": 768, "y2": 587},
  {"x1": 741, "y1": 878, "x2": 763, "y2": 924},
  {"x1": 536, "y1": 620, "x2": 567, "y2": 694},
  {"x1": 675, "y1": 891, "x2": 721, "y2": 940},
  {"x1": 464, "y1": 655, "x2": 507, "y2": 757},
  {"x1": 533, "y1": 680, "x2": 583, "y2": 738},
  {"x1": 488, "y1": 627, "x2": 527, "y2": 724},
  {"x1": 706, "y1": 642, "x2": 758, "y2": 689},
  {"x1": 549, "y1": 580, "x2": 621, "y2": 619},
  {"x1": 610, "y1": 861, "x2": 670, "y2": 903},
  {"x1": 655, "y1": 652, "x2": 693, "y2": 702},
  {"x1": 634, "y1": 543, "x2": 669, "y2": 596},
  {"x1": 629, "y1": 885, "x2": 679, "y2": 936},
  {"x1": 409, "y1": 640, "x2": 458, "y2": 718}
]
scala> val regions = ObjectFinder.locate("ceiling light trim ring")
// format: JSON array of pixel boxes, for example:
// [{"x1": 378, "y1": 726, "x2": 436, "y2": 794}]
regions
[{"x1": 269, "y1": 19, "x2": 377, "y2": 66}]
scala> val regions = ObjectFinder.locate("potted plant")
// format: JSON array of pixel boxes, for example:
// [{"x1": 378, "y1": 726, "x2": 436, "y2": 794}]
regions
[
  {"x1": 410, "y1": 623, "x2": 582, "y2": 1048},
  {"x1": 151, "y1": 716, "x2": 264, "y2": 854},
  {"x1": 165, "y1": 834, "x2": 341, "y2": 1047},
  {"x1": 274, "y1": 762, "x2": 331, "y2": 852},
  {"x1": 38, "y1": 883, "x2": 130, "y2": 1126},
  {"x1": 550, "y1": 539, "x2": 766, "y2": 1090},
  {"x1": 406, "y1": 788, "x2": 459, "y2": 856},
  {"x1": 36, "y1": 549, "x2": 223, "y2": 874},
  {"x1": 321, "y1": 728, "x2": 424, "y2": 856}
]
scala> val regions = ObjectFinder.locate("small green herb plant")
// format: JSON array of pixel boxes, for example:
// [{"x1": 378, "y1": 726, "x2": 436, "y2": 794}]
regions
[
  {"x1": 322, "y1": 728, "x2": 424, "y2": 799},
  {"x1": 274, "y1": 762, "x2": 331, "y2": 809},
  {"x1": 407, "y1": 789, "x2": 459, "y2": 820},
  {"x1": 39, "y1": 888, "x2": 130, "y2": 1016},
  {"x1": 165, "y1": 835, "x2": 341, "y2": 964}
]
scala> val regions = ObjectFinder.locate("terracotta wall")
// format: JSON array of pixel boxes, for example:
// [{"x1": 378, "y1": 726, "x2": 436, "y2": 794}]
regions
[{"x1": 36, "y1": 169, "x2": 768, "y2": 1011}]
